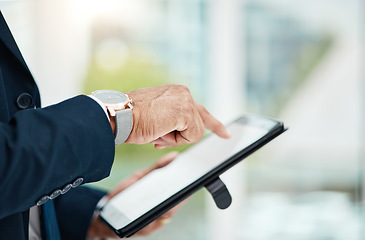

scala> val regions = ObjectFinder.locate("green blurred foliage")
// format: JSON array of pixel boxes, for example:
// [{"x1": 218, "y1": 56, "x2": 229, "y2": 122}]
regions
[{"x1": 84, "y1": 49, "x2": 170, "y2": 94}]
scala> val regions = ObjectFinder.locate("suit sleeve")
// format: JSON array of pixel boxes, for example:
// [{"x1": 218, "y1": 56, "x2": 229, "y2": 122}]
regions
[
  {"x1": 0, "y1": 95, "x2": 115, "y2": 219},
  {"x1": 54, "y1": 186, "x2": 107, "y2": 240}
]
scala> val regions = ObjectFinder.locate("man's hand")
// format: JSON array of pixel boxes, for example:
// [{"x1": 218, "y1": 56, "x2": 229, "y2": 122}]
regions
[
  {"x1": 126, "y1": 84, "x2": 231, "y2": 149},
  {"x1": 87, "y1": 152, "x2": 181, "y2": 239}
]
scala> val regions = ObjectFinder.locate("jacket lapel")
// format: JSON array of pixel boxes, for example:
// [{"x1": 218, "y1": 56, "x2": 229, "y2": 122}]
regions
[{"x1": 0, "y1": 11, "x2": 30, "y2": 72}]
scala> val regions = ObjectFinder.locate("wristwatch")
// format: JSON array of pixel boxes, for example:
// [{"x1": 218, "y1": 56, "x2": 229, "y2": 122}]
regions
[{"x1": 92, "y1": 90, "x2": 134, "y2": 145}]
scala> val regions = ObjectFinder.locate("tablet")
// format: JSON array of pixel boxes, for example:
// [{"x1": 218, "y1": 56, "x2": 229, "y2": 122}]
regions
[{"x1": 100, "y1": 114, "x2": 286, "y2": 238}]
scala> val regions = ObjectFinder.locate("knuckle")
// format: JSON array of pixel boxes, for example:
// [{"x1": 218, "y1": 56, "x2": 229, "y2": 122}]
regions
[
  {"x1": 176, "y1": 84, "x2": 189, "y2": 92},
  {"x1": 172, "y1": 102, "x2": 184, "y2": 117},
  {"x1": 181, "y1": 103, "x2": 191, "y2": 113},
  {"x1": 200, "y1": 124, "x2": 205, "y2": 136},
  {"x1": 175, "y1": 84, "x2": 191, "y2": 96},
  {"x1": 190, "y1": 127, "x2": 204, "y2": 143},
  {"x1": 133, "y1": 171, "x2": 144, "y2": 179},
  {"x1": 192, "y1": 135, "x2": 202, "y2": 143}
]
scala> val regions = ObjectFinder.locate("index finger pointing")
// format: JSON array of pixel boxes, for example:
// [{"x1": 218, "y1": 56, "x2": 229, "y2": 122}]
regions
[{"x1": 196, "y1": 102, "x2": 231, "y2": 139}]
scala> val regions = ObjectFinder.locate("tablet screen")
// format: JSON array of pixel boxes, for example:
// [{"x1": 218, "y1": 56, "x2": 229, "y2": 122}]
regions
[{"x1": 101, "y1": 116, "x2": 278, "y2": 230}]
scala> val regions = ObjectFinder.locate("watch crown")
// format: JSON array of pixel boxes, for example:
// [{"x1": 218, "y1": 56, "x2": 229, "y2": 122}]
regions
[
  {"x1": 127, "y1": 100, "x2": 135, "y2": 109},
  {"x1": 107, "y1": 107, "x2": 116, "y2": 117}
]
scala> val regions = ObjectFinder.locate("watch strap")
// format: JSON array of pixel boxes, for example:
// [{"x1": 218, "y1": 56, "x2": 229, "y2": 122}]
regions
[{"x1": 115, "y1": 108, "x2": 133, "y2": 145}]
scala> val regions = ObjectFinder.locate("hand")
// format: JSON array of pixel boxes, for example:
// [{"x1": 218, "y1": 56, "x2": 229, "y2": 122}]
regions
[
  {"x1": 87, "y1": 152, "x2": 181, "y2": 239},
  {"x1": 125, "y1": 84, "x2": 231, "y2": 149}
]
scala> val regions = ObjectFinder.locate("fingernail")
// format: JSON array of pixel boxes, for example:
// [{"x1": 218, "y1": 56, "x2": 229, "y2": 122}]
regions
[
  {"x1": 155, "y1": 145, "x2": 166, "y2": 149},
  {"x1": 166, "y1": 151, "x2": 179, "y2": 158},
  {"x1": 224, "y1": 129, "x2": 232, "y2": 138}
]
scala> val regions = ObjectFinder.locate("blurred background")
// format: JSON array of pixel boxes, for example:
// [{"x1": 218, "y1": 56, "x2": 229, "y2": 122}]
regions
[{"x1": 1, "y1": 0, "x2": 364, "y2": 239}]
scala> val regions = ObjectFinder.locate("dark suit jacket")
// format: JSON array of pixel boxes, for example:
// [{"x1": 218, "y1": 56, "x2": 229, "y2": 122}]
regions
[{"x1": 0, "y1": 11, "x2": 114, "y2": 240}]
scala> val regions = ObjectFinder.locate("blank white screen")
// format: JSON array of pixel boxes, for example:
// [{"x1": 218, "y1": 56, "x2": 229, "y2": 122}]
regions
[{"x1": 101, "y1": 119, "x2": 276, "y2": 230}]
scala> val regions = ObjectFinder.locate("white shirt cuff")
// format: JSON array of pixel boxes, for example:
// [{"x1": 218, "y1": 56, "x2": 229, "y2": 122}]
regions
[{"x1": 87, "y1": 95, "x2": 110, "y2": 122}]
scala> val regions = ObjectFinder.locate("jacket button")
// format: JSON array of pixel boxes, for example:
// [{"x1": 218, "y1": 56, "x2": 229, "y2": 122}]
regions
[
  {"x1": 61, "y1": 184, "x2": 72, "y2": 194},
  {"x1": 16, "y1": 93, "x2": 33, "y2": 109},
  {"x1": 72, "y1": 177, "x2": 84, "y2": 188},
  {"x1": 36, "y1": 195, "x2": 50, "y2": 206},
  {"x1": 49, "y1": 189, "x2": 62, "y2": 199}
]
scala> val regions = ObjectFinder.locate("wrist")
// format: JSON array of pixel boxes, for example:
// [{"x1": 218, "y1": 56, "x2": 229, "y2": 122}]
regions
[
  {"x1": 124, "y1": 102, "x2": 139, "y2": 143},
  {"x1": 91, "y1": 90, "x2": 134, "y2": 145}
]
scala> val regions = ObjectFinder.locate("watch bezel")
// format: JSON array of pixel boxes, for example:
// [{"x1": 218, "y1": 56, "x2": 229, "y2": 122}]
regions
[{"x1": 92, "y1": 90, "x2": 134, "y2": 112}]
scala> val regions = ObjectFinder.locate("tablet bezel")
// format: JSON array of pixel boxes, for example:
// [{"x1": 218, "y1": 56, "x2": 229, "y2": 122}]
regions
[{"x1": 100, "y1": 115, "x2": 286, "y2": 238}]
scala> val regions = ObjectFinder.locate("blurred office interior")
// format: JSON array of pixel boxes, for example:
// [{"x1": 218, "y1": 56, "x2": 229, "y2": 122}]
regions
[{"x1": 1, "y1": 0, "x2": 364, "y2": 239}]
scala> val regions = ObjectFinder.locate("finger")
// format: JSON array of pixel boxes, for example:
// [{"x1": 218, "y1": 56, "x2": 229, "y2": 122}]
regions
[
  {"x1": 154, "y1": 130, "x2": 201, "y2": 148},
  {"x1": 87, "y1": 216, "x2": 119, "y2": 239},
  {"x1": 162, "y1": 111, "x2": 205, "y2": 147},
  {"x1": 154, "y1": 131, "x2": 190, "y2": 148},
  {"x1": 151, "y1": 137, "x2": 166, "y2": 145},
  {"x1": 153, "y1": 151, "x2": 179, "y2": 169},
  {"x1": 151, "y1": 137, "x2": 172, "y2": 149},
  {"x1": 178, "y1": 109, "x2": 205, "y2": 144},
  {"x1": 108, "y1": 152, "x2": 179, "y2": 198},
  {"x1": 196, "y1": 102, "x2": 231, "y2": 139},
  {"x1": 159, "y1": 211, "x2": 173, "y2": 222},
  {"x1": 107, "y1": 169, "x2": 152, "y2": 199},
  {"x1": 134, "y1": 220, "x2": 164, "y2": 237},
  {"x1": 154, "y1": 144, "x2": 166, "y2": 149},
  {"x1": 107, "y1": 177, "x2": 138, "y2": 199},
  {"x1": 134, "y1": 198, "x2": 186, "y2": 236},
  {"x1": 135, "y1": 210, "x2": 174, "y2": 237}
]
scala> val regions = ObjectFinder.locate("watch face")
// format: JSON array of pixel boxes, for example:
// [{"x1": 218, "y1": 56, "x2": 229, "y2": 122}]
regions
[{"x1": 93, "y1": 90, "x2": 127, "y2": 104}]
